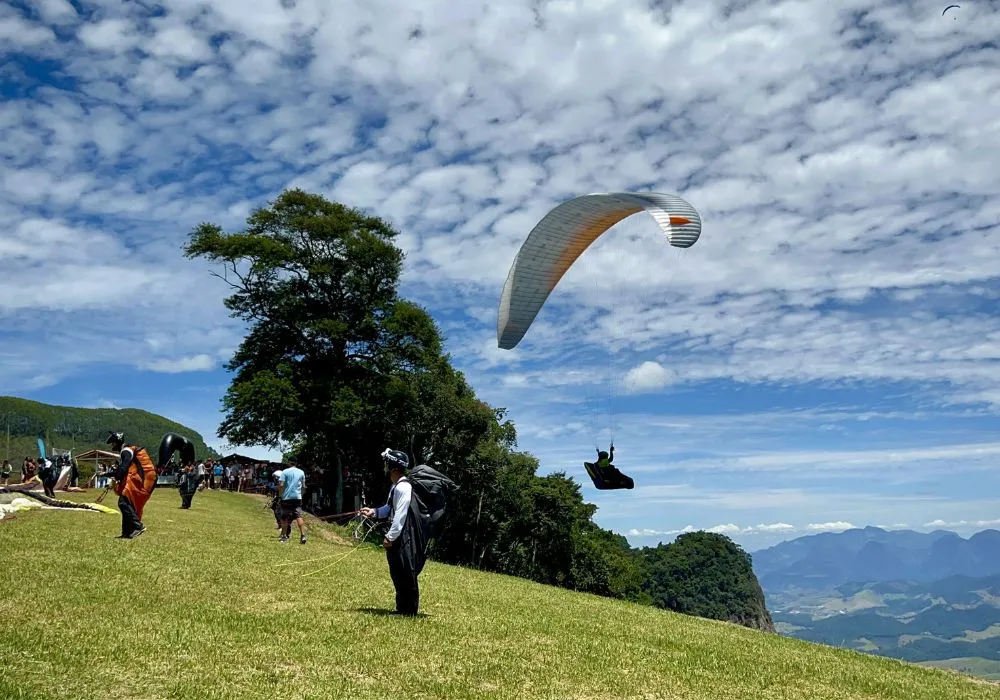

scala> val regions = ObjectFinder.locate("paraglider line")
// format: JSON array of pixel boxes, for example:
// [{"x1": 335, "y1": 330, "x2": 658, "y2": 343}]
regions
[{"x1": 300, "y1": 543, "x2": 365, "y2": 577}]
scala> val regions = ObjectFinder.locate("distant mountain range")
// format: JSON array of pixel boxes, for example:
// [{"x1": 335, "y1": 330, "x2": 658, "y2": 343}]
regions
[
  {"x1": 753, "y1": 526, "x2": 1000, "y2": 679},
  {"x1": 752, "y1": 526, "x2": 1000, "y2": 592}
]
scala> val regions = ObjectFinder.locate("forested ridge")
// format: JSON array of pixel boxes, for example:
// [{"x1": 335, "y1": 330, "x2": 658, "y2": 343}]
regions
[{"x1": 0, "y1": 396, "x2": 218, "y2": 478}]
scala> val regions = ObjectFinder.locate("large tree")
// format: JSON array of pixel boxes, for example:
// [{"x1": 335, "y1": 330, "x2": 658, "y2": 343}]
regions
[{"x1": 184, "y1": 189, "x2": 455, "y2": 509}]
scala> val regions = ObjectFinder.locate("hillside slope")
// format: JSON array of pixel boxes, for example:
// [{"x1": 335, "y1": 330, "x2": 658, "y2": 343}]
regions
[
  {"x1": 0, "y1": 396, "x2": 218, "y2": 470},
  {"x1": 1, "y1": 492, "x2": 997, "y2": 699}
]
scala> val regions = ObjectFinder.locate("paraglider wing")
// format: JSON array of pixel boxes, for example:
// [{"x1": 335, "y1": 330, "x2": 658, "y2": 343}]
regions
[
  {"x1": 497, "y1": 192, "x2": 701, "y2": 350},
  {"x1": 157, "y1": 432, "x2": 196, "y2": 469}
]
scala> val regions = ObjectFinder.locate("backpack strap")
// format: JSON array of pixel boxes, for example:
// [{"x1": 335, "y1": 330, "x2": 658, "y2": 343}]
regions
[{"x1": 387, "y1": 477, "x2": 410, "y2": 519}]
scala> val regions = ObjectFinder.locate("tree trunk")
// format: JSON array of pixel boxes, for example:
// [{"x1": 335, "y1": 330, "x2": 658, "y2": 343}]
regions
[
  {"x1": 471, "y1": 491, "x2": 484, "y2": 566},
  {"x1": 334, "y1": 449, "x2": 343, "y2": 514}
]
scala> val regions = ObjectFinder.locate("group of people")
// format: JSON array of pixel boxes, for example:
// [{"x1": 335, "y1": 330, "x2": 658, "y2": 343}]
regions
[
  {"x1": 2, "y1": 455, "x2": 79, "y2": 496},
  {"x1": 100, "y1": 431, "x2": 430, "y2": 616}
]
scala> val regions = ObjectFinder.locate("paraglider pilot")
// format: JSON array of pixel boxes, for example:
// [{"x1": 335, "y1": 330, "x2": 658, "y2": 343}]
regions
[
  {"x1": 158, "y1": 432, "x2": 198, "y2": 509},
  {"x1": 584, "y1": 443, "x2": 635, "y2": 490},
  {"x1": 359, "y1": 448, "x2": 428, "y2": 616},
  {"x1": 106, "y1": 431, "x2": 157, "y2": 539}
]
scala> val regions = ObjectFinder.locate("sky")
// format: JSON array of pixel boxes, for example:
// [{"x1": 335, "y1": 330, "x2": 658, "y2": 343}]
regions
[{"x1": 1, "y1": 0, "x2": 998, "y2": 552}]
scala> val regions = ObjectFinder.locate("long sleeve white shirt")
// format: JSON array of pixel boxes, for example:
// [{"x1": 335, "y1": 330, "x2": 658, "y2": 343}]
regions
[{"x1": 374, "y1": 479, "x2": 411, "y2": 542}]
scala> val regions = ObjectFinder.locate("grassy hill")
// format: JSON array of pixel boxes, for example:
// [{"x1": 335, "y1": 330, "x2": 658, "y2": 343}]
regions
[
  {"x1": 1, "y1": 492, "x2": 997, "y2": 699},
  {"x1": 0, "y1": 396, "x2": 219, "y2": 476}
]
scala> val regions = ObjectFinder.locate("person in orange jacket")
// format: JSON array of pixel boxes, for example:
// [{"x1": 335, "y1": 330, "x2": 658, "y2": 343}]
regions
[{"x1": 106, "y1": 431, "x2": 157, "y2": 539}]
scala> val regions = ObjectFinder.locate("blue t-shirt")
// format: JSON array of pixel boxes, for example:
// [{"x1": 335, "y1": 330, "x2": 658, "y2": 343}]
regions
[{"x1": 280, "y1": 467, "x2": 305, "y2": 501}]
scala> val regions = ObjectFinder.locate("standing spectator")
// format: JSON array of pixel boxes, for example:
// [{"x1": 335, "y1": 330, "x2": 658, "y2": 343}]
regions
[
  {"x1": 23, "y1": 457, "x2": 36, "y2": 483},
  {"x1": 178, "y1": 463, "x2": 200, "y2": 509},
  {"x1": 1, "y1": 460, "x2": 11, "y2": 485},
  {"x1": 69, "y1": 458, "x2": 80, "y2": 488}
]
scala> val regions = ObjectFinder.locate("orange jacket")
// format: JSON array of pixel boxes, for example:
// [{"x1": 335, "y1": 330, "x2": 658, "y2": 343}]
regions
[{"x1": 113, "y1": 445, "x2": 157, "y2": 498}]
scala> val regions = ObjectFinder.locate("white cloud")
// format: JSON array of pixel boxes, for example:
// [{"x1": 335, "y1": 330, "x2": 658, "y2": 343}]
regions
[
  {"x1": 636, "y1": 442, "x2": 1000, "y2": 475},
  {"x1": 0, "y1": 11, "x2": 56, "y2": 49},
  {"x1": 138, "y1": 355, "x2": 216, "y2": 374},
  {"x1": 628, "y1": 521, "x2": 844, "y2": 539},
  {"x1": 623, "y1": 361, "x2": 673, "y2": 393},
  {"x1": 922, "y1": 518, "x2": 1000, "y2": 529},
  {"x1": 807, "y1": 521, "x2": 856, "y2": 531},
  {"x1": 77, "y1": 19, "x2": 139, "y2": 52},
  {"x1": 35, "y1": 0, "x2": 78, "y2": 25}
]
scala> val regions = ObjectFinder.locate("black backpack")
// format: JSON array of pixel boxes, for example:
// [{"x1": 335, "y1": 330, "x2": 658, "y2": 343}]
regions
[{"x1": 400, "y1": 464, "x2": 459, "y2": 538}]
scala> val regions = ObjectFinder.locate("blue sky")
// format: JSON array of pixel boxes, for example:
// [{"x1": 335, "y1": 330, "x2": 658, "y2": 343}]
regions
[{"x1": 2, "y1": 0, "x2": 999, "y2": 551}]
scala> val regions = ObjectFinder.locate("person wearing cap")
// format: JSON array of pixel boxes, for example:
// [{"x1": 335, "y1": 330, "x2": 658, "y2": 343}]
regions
[
  {"x1": 359, "y1": 448, "x2": 427, "y2": 616},
  {"x1": 105, "y1": 431, "x2": 158, "y2": 539},
  {"x1": 277, "y1": 461, "x2": 308, "y2": 544}
]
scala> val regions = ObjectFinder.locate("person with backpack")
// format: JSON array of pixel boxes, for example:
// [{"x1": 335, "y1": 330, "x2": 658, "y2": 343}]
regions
[
  {"x1": 106, "y1": 431, "x2": 158, "y2": 539},
  {"x1": 360, "y1": 448, "x2": 425, "y2": 615},
  {"x1": 38, "y1": 457, "x2": 58, "y2": 498},
  {"x1": 159, "y1": 432, "x2": 199, "y2": 509},
  {"x1": 359, "y1": 448, "x2": 461, "y2": 616}
]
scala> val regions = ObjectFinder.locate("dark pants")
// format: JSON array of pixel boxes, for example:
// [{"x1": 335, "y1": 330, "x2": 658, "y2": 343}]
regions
[
  {"x1": 386, "y1": 542, "x2": 419, "y2": 615},
  {"x1": 119, "y1": 495, "x2": 143, "y2": 537},
  {"x1": 180, "y1": 491, "x2": 194, "y2": 509}
]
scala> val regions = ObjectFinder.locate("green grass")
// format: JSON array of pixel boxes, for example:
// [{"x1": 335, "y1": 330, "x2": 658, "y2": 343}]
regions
[{"x1": 2, "y1": 490, "x2": 999, "y2": 700}]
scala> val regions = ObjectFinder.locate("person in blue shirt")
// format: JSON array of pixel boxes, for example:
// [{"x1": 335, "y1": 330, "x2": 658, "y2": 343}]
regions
[{"x1": 277, "y1": 462, "x2": 308, "y2": 544}]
